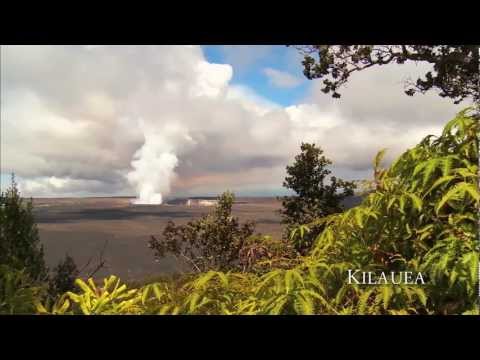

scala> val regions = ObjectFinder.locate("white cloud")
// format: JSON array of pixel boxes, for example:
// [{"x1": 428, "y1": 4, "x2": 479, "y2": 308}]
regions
[
  {"x1": 190, "y1": 60, "x2": 232, "y2": 98},
  {"x1": 297, "y1": 61, "x2": 463, "y2": 170},
  {"x1": 1, "y1": 46, "x2": 464, "y2": 199},
  {"x1": 263, "y1": 67, "x2": 303, "y2": 88},
  {"x1": 226, "y1": 84, "x2": 281, "y2": 115}
]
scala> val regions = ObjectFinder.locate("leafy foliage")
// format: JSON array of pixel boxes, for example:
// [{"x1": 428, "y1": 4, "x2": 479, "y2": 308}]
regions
[
  {"x1": 304, "y1": 107, "x2": 479, "y2": 314},
  {"x1": 148, "y1": 191, "x2": 256, "y2": 272},
  {"x1": 0, "y1": 265, "x2": 44, "y2": 314},
  {"x1": 294, "y1": 45, "x2": 479, "y2": 104},
  {"x1": 39, "y1": 276, "x2": 145, "y2": 315},
  {"x1": 239, "y1": 234, "x2": 299, "y2": 273},
  {"x1": 280, "y1": 143, "x2": 355, "y2": 253}
]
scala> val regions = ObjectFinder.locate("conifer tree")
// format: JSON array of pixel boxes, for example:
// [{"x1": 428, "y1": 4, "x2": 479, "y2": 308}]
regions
[{"x1": 0, "y1": 174, "x2": 48, "y2": 282}]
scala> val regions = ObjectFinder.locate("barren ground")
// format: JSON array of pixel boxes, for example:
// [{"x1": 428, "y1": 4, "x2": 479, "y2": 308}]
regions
[{"x1": 32, "y1": 197, "x2": 284, "y2": 281}]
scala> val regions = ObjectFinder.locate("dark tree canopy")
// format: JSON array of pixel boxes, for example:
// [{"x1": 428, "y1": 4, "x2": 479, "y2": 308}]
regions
[
  {"x1": 294, "y1": 45, "x2": 479, "y2": 104},
  {"x1": 280, "y1": 143, "x2": 355, "y2": 253},
  {"x1": 0, "y1": 175, "x2": 48, "y2": 282},
  {"x1": 48, "y1": 254, "x2": 79, "y2": 297},
  {"x1": 0, "y1": 175, "x2": 80, "y2": 306}
]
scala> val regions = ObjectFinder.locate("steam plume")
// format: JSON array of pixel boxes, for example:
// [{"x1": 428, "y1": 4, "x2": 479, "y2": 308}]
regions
[{"x1": 126, "y1": 120, "x2": 189, "y2": 204}]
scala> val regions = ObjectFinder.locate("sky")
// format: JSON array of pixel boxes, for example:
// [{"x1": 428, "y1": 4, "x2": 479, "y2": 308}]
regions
[{"x1": 0, "y1": 45, "x2": 465, "y2": 200}]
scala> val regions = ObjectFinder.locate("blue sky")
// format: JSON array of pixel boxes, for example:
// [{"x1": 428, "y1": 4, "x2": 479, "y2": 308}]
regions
[{"x1": 202, "y1": 45, "x2": 309, "y2": 107}]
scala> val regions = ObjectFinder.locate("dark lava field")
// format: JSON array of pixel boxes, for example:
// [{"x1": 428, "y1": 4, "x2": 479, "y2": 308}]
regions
[{"x1": 32, "y1": 197, "x2": 284, "y2": 281}]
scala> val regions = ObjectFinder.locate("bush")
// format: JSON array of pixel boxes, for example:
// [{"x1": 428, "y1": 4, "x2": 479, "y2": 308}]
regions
[
  {"x1": 238, "y1": 234, "x2": 299, "y2": 273},
  {"x1": 148, "y1": 191, "x2": 256, "y2": 272},
  {"x1": 0, "y1": 264, "x2": 44, "y2": 314},
  {"x1": 48, "y1": 254, "x2": 80, "y2": 299}
]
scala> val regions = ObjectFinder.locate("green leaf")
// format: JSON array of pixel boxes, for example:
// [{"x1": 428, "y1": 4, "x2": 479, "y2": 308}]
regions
[
  {"x1": 382, "y1": 286, "x2": 393, "y2": 310},
  {"x1": 87, "y1": 278, "x2": 97, "y2": 291},
  {"x1": 358, "y1": 289, "x2": 374, "y2": 315},
  {"x1": 407, "y1": 193, "x2": 422, "y2": 211},
  {"x1": 354, "y1": 209, "x2": 364, "y2": 228},
  {"x1": 387, "y1": 197, "x2": 397, "y2": 211},
  {"x1": 436, "y1": 182, "x2": 479, "y2": 214},
  {"x1": 188, "y1": 293, "x2": 200, "y2": 313},
  {"x1": 195, "y1": 271, "x2": 218, "y2": 289},
  {"x1": 413, "y1": 288, "x2": 427, "y2": 307},
  {"x1": 335, "y1": 285, "x2": 348, "y2": 306},
  {"x1": 141, "y1": 286, "x2": 149, "y2": 305},
  {"x1": 422, "y1": 158, "x2": 442, "y2": 186},
  {"x1": 441, "y1": 155, "x2": 457, "y2": 176},
  {"x1": 153, "y1": 284, "x2": 163, "y2": 300},
  {"x1": 285, "y1": 270, "x2": 294, "y2": 294},
  {"x1": 58, "y1": 299, "x2": 70, "y2": 313},
  {"x1": 425, "y1": 175, "x2": 455, "y2": 195},
  {"x1": 399, "y1": 195, "x2": 406, "y2": 213},
  {"x1": 216, "y1": 272, "x2": 229, "y2": 287},
  {"x1": 75, "y1": 279, "x2": 92, "y2": 294},
  {"x1": 269, "y1": 295, "x2": 288, "y2": 315},
  {"x1": 294, "y1": 293, "x2": 314, "y2": 315}
]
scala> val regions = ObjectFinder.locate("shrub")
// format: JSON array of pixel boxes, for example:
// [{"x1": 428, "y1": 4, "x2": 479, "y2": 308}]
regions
[
  {"x1": 48, "y1": 254, "x2": 80, "y2": 299},
  {"x1": 148, "y1": 191, "x2": 256, "y2": 272},
  {"x1": 0, "y1": 264, "x2": 44, "y2": 314}
]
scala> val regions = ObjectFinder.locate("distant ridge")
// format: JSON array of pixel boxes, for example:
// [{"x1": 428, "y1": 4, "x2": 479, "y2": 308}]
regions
[{"x1": 164, "y1": 195, "x2": 363, "y2": 208}]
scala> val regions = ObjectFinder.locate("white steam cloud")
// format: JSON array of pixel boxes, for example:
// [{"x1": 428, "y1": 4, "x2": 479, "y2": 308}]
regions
[
  {"x1": 127, "y1": 121, "x2": 188, "y2": 204},
  {"x1": 128, "y1": 150, "x2": 177, "y2": 204},
  {"x1": 122, "y1": 57, "x2": 233, "y2": 204}
]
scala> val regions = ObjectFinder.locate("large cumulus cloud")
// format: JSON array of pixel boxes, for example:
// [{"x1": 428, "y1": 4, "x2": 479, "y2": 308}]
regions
[{"x1": 0, "y1": 45, "x2": 463, "y2": 199}]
